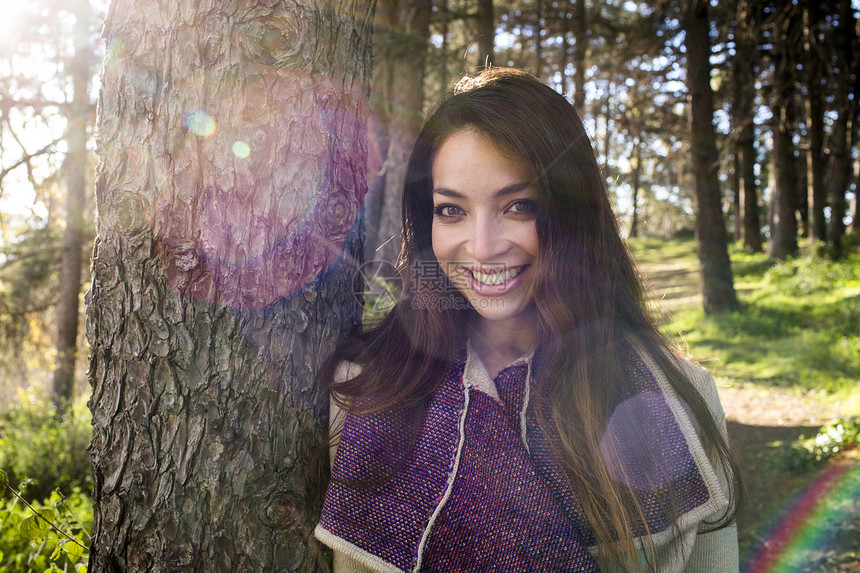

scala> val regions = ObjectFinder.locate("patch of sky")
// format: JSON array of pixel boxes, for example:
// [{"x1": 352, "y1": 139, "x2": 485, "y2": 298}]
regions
[{"x1": 714, "y1": 109, "x2": 731, "y2": 135}]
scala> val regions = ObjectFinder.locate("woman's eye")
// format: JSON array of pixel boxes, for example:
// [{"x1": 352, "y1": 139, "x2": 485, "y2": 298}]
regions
[
  {"x1": 433, "y1": 204, "x2": 463, "y2": 218},
  {"x1": 507, "y1": 199, "x2": 538, "y2": 215}
]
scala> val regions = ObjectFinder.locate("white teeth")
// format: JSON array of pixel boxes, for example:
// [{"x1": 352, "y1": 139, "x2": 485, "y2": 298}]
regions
[{"x1": 470, "y1": 266, "x2": 524, "y2": 286}]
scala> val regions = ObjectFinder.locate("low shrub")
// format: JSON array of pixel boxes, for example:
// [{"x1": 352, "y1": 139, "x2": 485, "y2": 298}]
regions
[
  {"x1": 771, "y1": 419, "x2": 860, "y2": 472},
  {"x1": 0, "y1": 471, "x2": 91, "y2": 573}
]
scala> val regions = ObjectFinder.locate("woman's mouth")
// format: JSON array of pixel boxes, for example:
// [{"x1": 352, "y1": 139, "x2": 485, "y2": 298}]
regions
[{"x1": 467, "y1": 265, "x2": 528, "y2": 295}]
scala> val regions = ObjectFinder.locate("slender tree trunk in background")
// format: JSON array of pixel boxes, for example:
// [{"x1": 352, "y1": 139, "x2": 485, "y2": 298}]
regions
[
  {"x1": 364, "y1": 0, "x2": 430, "y2": 265},
  {"x1": 805, "y1": 0, "x2": 827, "y2": 244},
  {"x1": 536, "y1": 0, "x2": 544, "y2": 76},
  {"x1": 739, "y1": 122, "x2": 761, "y2": 251},
  {"x1": 87, "y1": 1, "x2": 373, "y2": 570},
  {"x1": 52, "y1": 0, "x2": 91, "y2": 414},
  {"x1": 629, "y1": 137, "x2": 641, "y2": 238},
  {"x1": 477, "y1": 0, "x2": 495, "y2": 67},
  {"x1": 684, "y1": 0, "x2": 738, "y2": 314},
  {"x1": 854, "y1": 154, "x2": 860, "y2": 232},
  {"x1": 733, "y1": 0, "x2": 762, "y2": 252},
  {"x1": 603, "y1": 97, "x2": 612, "y2": 174},
  {"x1": 769, "y1": 3, "x2": 800, "y2": 259},
  {"x1": 573, "y1": 0, "x2": 587, "y2": 111},
  {"x1": 731, "y1": 148, "x2": 741, "y2": 241},
  {"x1": 826, "y1": 0, "x2": 855, "y2": 258},
  {"x1": 797, "y1": 155, "x2": 809, "y2": 239},
  {"x1": 850, "y1": 81, "x2": 859, "y2": 234},
  {"x1": 440, "y1": 0, "x2": 450, "y2": 91},
  {"x1": 560, "y1": 8, "x2": 571, "y2": 95}
]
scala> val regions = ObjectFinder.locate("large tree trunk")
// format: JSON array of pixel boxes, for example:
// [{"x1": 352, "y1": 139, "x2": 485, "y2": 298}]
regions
[
  {"x1": 684, "y1": 0, "x2": 738, "y2": 314},
  {"x1": 364, "y1": 0, "x2": 430, "y2": 265},
  {"x1": 769, "y1": 3, "x2": 800, "y2": 259},
  {"x1": 52, "y1": 0, "x2": 91, "y2": 414},
  {"x1": 87, "y1": 2, "x2": 373, "y2": 571}
]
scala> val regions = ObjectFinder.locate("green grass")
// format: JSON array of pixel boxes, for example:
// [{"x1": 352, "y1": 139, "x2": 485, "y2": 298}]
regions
[{"x1": 629, "y1": 237, "x2": 860, "y2": 412}]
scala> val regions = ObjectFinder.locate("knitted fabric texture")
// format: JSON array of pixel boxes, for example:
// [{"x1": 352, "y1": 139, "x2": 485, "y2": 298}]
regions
[
  {"x1": 525, "y1": 344, "x2": 712, "y2": 546},
  {"x1": 317, "y1": 342, "x2": 713, "y2": 571},
  {"x1": 420, "y1": 362, "x2": 599, "y2": 571}
]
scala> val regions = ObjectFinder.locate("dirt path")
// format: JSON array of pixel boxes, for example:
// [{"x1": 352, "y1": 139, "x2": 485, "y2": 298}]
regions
[{"x1": 638, "y1": 252, "x2": 860, "y2": 572}]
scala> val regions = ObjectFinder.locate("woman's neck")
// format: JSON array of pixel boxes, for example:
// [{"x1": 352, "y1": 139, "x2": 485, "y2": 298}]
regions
[{"x1": 469, "y1": 312, "x2": 538, "y2": 378}]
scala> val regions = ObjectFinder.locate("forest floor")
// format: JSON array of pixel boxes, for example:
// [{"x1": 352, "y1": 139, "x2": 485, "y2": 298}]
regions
[{"x1": 636, "y1": 241, "x2": 860, "y2": 573}]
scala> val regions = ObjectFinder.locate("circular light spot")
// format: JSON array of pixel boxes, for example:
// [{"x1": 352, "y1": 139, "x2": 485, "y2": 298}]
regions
[
  {"x1": 185, "y1": 111, "x2": 217, "y2": 136},
  {"x1": 232, "y1": 141, "x2": 251, "y2": 158}
]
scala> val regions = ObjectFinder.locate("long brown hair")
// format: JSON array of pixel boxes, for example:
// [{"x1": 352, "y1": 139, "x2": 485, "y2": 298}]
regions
[{"x1": 324, "y1": 67, "x2": 742, "y2": 570}]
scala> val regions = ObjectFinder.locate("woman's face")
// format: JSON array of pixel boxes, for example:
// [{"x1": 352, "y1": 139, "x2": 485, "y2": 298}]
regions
[{"x1": 430, "y1": 129, "x2": 540, "y2": 328}]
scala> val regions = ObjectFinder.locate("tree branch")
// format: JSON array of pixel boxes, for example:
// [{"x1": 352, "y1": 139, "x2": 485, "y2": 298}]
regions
[{"x1": 0, "y1": 137, "x2": 63, "y2": 186}]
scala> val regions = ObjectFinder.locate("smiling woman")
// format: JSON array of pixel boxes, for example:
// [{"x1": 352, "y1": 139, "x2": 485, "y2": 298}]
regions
[{"x1": 315, "y1": 68, "x2": 743, "y2": 573}]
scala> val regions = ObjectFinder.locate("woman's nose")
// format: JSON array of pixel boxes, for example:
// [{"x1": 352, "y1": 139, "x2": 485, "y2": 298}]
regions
[{"x1": 468, "y1": 215, "x2": 506, "y2": 262}]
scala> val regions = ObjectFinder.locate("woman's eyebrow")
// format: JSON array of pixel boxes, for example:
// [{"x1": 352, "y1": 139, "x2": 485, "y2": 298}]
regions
[{"x1": 432, "y1": 182, "x2": 534, "y2": 198}]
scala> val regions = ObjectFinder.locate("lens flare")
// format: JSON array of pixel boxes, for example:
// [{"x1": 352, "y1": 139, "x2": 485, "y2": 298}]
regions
[
  {"x1": 232, "y1": 141, "x2": 251, "y2": 158},
  {"x1": 745, "y1": 457, "x2": 860, "y2": 572},
  {"x1": 185, "y1": 111, "x2": 217, "y2": 136}
]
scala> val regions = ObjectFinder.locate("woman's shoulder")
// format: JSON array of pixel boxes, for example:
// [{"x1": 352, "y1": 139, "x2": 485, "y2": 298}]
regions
[
  {"x1": 628, "y1": 338, "x2": 725, "y2": 423},
  {"x1": 663, "y1": 349, "x2": 726, "y2": 423}
]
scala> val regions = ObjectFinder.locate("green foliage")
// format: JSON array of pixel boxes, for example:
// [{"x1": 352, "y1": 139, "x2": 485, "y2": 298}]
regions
[
  {"x1": 0, "y1": 470, "x2": 91, "y2": 573},
  {"x1": 0, "y1": 225, "x2": 64, "y2": 386},
  {"x1": 770, "y1": 419, "x2": 860, "y2": 472},
  {"x1": 0, "y1": 390, "x2": 92, "y2": 500},
  {"x1": 763, "y1": 252, "x2": 860, "y2": 296},
  {"x1": 656, "y1": 244, "x2": 860, "y2": 400}
]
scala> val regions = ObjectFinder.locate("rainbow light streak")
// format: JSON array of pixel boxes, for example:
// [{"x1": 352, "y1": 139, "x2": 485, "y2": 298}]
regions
[{"x1": 745, "y1": 456, "x2": 860, "y2": 572}]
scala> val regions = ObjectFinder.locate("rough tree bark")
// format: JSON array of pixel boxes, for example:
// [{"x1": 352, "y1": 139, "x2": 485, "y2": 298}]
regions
[
  {"x1": 87, "y1": 1, "x2": 373, "y2": 571},
  {"x1": 364, "y1": 0, "x2": 430, "y2": 265},
  {"x1": 684, "y1": 0, "x2": 739, "y2": 314},
  {"x1": 51, "y1": 0, "x2": 93, "y2": 413}
]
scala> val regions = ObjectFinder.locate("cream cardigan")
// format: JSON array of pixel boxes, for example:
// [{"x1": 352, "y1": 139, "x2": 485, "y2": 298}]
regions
[{"x1": 318, "y1": 344, "x2": 739, "y2": 573}]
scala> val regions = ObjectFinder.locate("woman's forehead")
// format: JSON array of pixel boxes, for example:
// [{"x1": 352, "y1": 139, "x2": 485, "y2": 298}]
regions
[{"x1": 431, "y1": 130, "x2": 535, "y2": 197}]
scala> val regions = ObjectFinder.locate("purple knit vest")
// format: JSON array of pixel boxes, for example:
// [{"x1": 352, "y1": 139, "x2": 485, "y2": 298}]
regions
[{"x1": 317, "y1": 342, "x2": 712, "y2": 571}]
